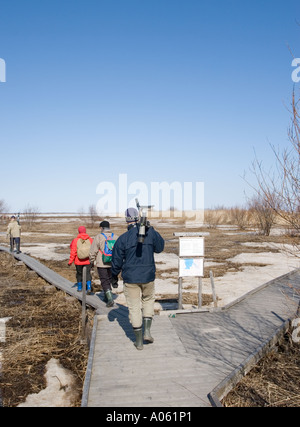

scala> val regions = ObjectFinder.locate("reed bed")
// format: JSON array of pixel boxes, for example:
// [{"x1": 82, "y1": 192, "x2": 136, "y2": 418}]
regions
[{"x1": 0, "y1": 252, "x2": 91, "y2": 407}]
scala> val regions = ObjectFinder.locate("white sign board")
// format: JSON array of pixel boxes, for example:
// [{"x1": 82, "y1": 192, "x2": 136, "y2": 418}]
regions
[
  {"x1": 179, "y1": 237, "x2": 204, "y2": 257},
  {"x1": 179, "y1": 258, "x2": 204, "y2": 277}
]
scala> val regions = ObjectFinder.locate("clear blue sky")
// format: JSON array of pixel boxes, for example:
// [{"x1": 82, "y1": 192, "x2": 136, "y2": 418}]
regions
[{"x1": 0, "y1": 0, "x2": 299, "y2": 213}]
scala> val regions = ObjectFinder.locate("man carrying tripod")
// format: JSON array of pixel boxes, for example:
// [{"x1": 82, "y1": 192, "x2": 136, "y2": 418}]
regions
[{"x1": 111, "y1": 207, "x2": 164, "y2": 350}]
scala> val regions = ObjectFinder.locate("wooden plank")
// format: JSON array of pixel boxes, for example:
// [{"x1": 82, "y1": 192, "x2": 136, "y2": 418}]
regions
[
  {"x1": 0, "y1": 246, "x2": 114, "y2": 313},
  {"x1": 3, "y1": 245, "x2": 300, "y2": 407},
  {"x1": 86, "y1": 314, "x2": 219, "y2": 407},
  {"x1": 85, "y1": 268, "x2": 300, "y2": 407}
]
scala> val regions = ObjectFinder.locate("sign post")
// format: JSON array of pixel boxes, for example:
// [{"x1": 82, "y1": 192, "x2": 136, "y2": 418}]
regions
[{"x1": 177, "y1": 234, "x2": 205, "y2": 309}]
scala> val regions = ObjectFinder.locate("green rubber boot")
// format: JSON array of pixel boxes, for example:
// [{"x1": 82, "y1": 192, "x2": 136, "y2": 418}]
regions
[
  {"x1": 105, "y1": 290, "x2": 114, "y2": 307},
  {"x1": 143, "y1": 317, "x2": 154, "y2": 343},
  {"x1": 133, "y1": 327, "x2": 143, "y2": 350}
]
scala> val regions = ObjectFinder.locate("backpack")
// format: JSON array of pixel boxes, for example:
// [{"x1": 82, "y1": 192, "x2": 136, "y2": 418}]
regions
[
  {"x1": 100, "y1": 233, "x2": 116, "y2": 263},
  {"x1": 77, "y1": 238, "x2": 91, "y2": 260}
]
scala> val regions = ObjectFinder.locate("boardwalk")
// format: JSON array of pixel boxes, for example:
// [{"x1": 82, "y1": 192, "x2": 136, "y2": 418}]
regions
[
  {"x1": 83, "y1": 269, "x2": 300, "y2": 407},
  {"x1": 1, "y1": 246, "x2": 300, "y2": 406},
  {"x1": 0, "y1": 246, "x2": 110, "y2": 313}
]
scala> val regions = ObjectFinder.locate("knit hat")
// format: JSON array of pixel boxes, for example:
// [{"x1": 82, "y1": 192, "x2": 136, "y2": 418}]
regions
[
  {"x1": 99, "y1": 220, "x2": 110, "y2": 229},
  {"x1": 125, "y1": 207, "x2": 139, "y2": 223},
  {"x1": 78, "y1": 226, "x2": 86, "y2": 234}
]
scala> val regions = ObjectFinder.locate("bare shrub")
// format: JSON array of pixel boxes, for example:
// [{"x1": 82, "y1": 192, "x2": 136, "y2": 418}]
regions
[
  {"x1": 0, "y1": 199, "x2": 9, "y2": 223},
  {"x1": 88, "y1": 204, "x2": 99, "y2": 227},
  {"x1": 247, "y1": 193, "x2": 277, "y2": 236},
  {"x1": 22, "y1": 205, "x2": 40, "y2": 229},
  {"x1": 205, "y1": 209, "x2": 223, "y2": 228},
  {"x1": 0, "y1": 199, "x2": 8, "y2": 214},
  {"x1": 229, "y1": 206, "x2": 250, "y2": 229},
  {"x1": 248, "y1": 89, "x2": 300, "y2": 242}
]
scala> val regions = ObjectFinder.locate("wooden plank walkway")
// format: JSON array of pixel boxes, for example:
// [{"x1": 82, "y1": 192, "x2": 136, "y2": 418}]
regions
[
  {"x1": 0, "y1": 246, "x2": 113, "y2": 314},
  {"x1": 83, "y1": 269, "x2": 300, "y2": 407},
  {"x1": 1, "y1": 246, "x2": 300, "y2": 406}
]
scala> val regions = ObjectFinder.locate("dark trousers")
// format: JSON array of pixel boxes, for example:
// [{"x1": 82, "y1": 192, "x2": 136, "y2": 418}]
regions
[
  {"x1": 97, "y1": 267, "x2": 112, "y2": 292},
  {"x1": 10, "y1": 237, "x2": 20, "y2": 252},
  {"x1": 75, "y1": 265, "x2": 91, "y2": 283}
]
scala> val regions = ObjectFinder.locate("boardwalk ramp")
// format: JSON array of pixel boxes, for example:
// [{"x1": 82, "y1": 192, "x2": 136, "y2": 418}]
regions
[{"x1": 83, "y1": 269, "x2": 300, "y2": 407}]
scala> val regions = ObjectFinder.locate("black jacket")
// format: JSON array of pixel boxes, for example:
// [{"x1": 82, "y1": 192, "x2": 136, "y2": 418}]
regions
[{"x1": 111, "y1": 224, "x2": 164, "y2": 284}]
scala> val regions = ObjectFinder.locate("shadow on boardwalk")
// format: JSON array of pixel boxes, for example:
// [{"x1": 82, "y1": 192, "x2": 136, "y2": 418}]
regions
[
  {"x1": 84, "y1": 269, "x2": 300, "y2": 407},
  {"x1": 1, "y1": 246, "x2": 299, "y2": 407}
]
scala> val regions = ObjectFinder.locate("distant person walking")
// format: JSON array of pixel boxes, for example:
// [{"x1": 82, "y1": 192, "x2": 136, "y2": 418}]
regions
[
  {"x1": 68, "y1": 226, "x2": 93, "y2": 293},
  {"x1": 7, "y1": 215, "x2": 21, "y2": 254},
  {"x1": 111, "y1": 208, "x2": 164, "y2": 350},
  {"x1": 89, "y1": 221, "x2": 118, "y2": 307}
]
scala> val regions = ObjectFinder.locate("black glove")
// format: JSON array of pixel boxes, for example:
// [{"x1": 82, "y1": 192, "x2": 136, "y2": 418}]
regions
[{"x1": 111, "y1": 275, "x2": 119, "y2": 288}]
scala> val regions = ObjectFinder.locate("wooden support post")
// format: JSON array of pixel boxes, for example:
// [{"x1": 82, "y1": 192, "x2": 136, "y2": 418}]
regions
[
  {"x1": 209, "y1": 270, "x2": 218, "y2": 308},
  {"x1": 178, "y1": 277, "x2": 183, "y2": 310},
  {"x1": 198, "y1": 277, "x2": 203, "y2": 308},
  {"x1": 81, "y1": 266, "x2": 87, "y2": 343}
]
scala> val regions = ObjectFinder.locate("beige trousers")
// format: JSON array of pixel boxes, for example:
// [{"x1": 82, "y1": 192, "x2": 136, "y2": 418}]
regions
[{"x1": 123, "y1": 282, "x2": 155, "y2": 328}]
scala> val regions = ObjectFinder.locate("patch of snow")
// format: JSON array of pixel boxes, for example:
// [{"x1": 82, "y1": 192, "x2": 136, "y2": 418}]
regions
[
  {"x1": 17, "y1": 358, "x2": 79, "y2": 407},
  {"x1": 22, "y1": 232, "x2": 72, "y2": 237},
  {"x1": 22, "y1": 243, "x2": 69, "y2": 261}
]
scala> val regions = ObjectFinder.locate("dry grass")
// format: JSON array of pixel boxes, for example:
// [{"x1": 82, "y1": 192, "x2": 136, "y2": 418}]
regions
[
  {"x1": 223, "y1": 330, "x2": 300, "y2": 407},
  {"x1": 0, "y1": 252, "x2": 91, "y2": 407},
  {"x1": 0, "y1": 213, "x2": 299, "y2": 407}
]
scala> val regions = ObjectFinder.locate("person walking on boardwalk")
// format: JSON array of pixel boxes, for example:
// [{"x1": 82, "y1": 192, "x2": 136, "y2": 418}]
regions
[
  {"x1": 7, "y1": 215, "x2": 21, "y2": 254},
  {"x1": 68, "y1": 226, "x2": 93, "y2": 293},
  {"x1": 111, "y1": 207, "x2": 164, "y2": 350},
  {"x1": 89, "y1": 221, "x2": 118, "y2": 307}
]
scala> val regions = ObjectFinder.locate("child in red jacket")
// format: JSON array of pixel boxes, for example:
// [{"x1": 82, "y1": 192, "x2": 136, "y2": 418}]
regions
[{"x1": 68, "y1": 226, "x2": 93, "y2": 293}]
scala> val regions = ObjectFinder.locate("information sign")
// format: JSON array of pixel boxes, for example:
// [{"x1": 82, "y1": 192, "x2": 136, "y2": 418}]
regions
[
  {"x1": 179, "y1": 258, "x2": 204, "y2": 278},
  {"x1": 179, "y1": 237, "x2": 204, "y2": 257}
]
